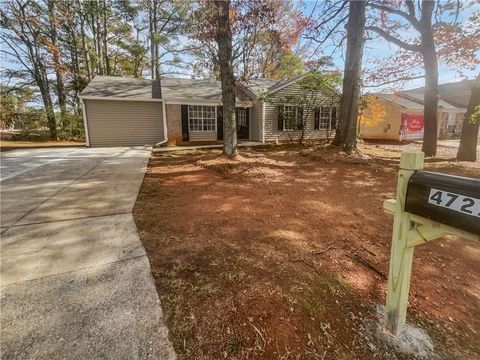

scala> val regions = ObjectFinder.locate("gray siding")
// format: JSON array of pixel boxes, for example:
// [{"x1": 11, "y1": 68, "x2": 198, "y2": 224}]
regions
[
  {"x1": 85, "y1": 100, "x2": 164, "y2": 146},
  {"x1": 264, "y1": 83, "x2": 336, "y2": 142}
]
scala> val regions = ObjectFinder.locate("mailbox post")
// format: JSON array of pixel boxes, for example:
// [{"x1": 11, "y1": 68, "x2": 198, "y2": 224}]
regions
[
  {"x1": 384, "y1": 150, "x2": 423, "y2": 335},
  {"x1": 383, "y1": 150, "x2": 480, "y2": 336}
]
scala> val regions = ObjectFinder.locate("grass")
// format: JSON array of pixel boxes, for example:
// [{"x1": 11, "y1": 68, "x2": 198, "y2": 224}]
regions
[{"x1": 0, "y1": 139, "x2": 85, "y2": 151}]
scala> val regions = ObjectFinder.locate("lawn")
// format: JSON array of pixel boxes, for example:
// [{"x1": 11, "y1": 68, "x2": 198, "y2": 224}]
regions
[
  {"x1": 0, "y1": 139, "x2": 85, "y2": 151},
  {"x1": 133, "y1": 142, "x2": 479, "y2": 359}
]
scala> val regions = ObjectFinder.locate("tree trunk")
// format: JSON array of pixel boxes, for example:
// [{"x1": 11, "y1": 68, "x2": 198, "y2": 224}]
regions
[
  {"x1": 37, "y1": 73, "x2": 57, "y2": 140},
  {"x1": 79, "y1": 3, "x2": 92, "y2": 80},
  {"x1": 47, "y1": 0, "x2": 67, "y2": 127},
  {"x1": 150, "y1": 0, "x2": 157, "y2": 79},
  {"x1": 214, "y1": 0, "x2": 237, "y2": 156},
  {"x1": 102, "y1": 0, "x2": 110, "y2": 75},
  {"x1": 333, "y1": 0, "x2": 366, "y2": 150},
  {"x1": 420, "y1": 1, "x2": 438, "y2": 157},
  {"x1": 457, "y1": 77, "x2": 480, "y2": 161}
]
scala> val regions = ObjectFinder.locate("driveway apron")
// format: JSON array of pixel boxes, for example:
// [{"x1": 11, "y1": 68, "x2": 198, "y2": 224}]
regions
[{"x1": 1, "y1": 147, "x2": 175, "y2": 360}]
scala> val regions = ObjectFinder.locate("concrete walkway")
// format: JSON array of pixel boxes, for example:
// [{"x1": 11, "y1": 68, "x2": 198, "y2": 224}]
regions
[{"x1": 1, "y1": 147, "x2": 176, "y2": 359}]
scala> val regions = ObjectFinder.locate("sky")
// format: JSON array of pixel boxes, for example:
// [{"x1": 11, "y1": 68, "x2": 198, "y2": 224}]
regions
[
  {"x1": 1, "y1": 0, "x2": 478, "y2": 98},
  {"x1": 300, "y1": 0, "x2": 480, "y2": 92}
]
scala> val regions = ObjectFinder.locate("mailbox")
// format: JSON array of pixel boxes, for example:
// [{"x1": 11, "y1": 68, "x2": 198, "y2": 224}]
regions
[{"x1": 405, "y1": 170, "x2": 480, "y2": 235}]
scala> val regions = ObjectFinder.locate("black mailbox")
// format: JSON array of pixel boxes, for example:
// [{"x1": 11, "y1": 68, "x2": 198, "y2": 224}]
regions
[{"x1": 405, "y1": 171, "x2": 480, "y2": 235}]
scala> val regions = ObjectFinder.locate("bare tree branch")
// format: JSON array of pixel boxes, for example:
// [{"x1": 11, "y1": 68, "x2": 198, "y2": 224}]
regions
[{"x1": 365, "y1": 26, "x2": 420, "y2": 52}]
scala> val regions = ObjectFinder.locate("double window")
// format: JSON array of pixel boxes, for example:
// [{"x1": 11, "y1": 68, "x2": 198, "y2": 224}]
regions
[{"x1": 188, "y1": 105, "x2": 216, "y2": 132}]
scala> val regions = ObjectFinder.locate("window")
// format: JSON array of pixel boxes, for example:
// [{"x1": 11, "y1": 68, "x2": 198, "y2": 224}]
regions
[
  {"x1": 446, "y1": 114, "x2": 457, "y2": 134},
  {"x1": 319, "y1": 106, "x2": 331, "y2": 129},
  {"x1": 315, "y1": 106, "x2": 337, "y2": 130},
  {"x1": 282, "y1": 105, "x2": 303, "y2": 130},
  {"x1": 238, "y1": 109, "x2": 247, "y2": 127},
  {"x1": 188, "y1": 105, "x2": 216, "y2": 132}
]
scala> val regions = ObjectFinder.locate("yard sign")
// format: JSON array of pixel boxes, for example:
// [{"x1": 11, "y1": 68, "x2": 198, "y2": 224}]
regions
[{"x1": 383, "y1": 150, "x2": 480, "y2": 336}]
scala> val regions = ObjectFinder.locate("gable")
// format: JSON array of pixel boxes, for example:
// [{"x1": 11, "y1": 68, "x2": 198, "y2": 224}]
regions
[{"x1": 267, "y1": 81, "x2": 335, "y2": 102}]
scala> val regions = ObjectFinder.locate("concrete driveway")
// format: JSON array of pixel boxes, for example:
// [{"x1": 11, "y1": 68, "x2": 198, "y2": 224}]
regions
[{"x1": 1, "y1": 147, "x2": 175, "y2": 359}]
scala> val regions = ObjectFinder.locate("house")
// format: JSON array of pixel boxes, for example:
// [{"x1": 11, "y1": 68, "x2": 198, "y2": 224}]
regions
[
  {"x1": 359, "y1": 91, "x2": 467, "y2": 142},
  {"x1": 79, "y1": 75, "x2": 339, "y2": 147}
]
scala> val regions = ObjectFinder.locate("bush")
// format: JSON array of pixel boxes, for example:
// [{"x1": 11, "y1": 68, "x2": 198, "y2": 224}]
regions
[
  {"x1": 57, "y1": 113, "x2": 85, "y2": 141},
  {"x1": 8, "y1": 110, "x2": 85, "y2": 141}
]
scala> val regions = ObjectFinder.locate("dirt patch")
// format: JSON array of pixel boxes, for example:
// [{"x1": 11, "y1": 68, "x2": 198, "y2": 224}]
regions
[{"x1": 134, "y1": 142, "x2": 479, "y2": 359}]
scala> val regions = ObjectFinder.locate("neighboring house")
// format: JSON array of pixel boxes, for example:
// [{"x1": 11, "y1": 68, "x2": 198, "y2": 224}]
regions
[
  {"x1": 79, "y1": 75, "x2": 338, "y2": 147},
  {"x1": 359, "y1": 91, "x2": 467, "y2": 142}
]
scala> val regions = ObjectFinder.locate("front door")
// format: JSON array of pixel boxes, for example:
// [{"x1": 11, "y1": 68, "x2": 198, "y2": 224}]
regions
[{"x1": 236, "y1": 108, "x2": 249, "y2": 139}]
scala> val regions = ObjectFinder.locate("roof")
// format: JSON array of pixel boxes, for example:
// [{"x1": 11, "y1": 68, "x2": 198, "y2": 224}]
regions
[
  {"x1": 399, "y1": 92, "x2": 461, "y2": 110},
  {"x1": 160, "y1": 78, "x2": 224, "y2": 101},
  {"x1": 374, "y1": 92, "x2": 465, "y2": 110},
  {"x1": 80, "y1": 76, "x2": 161, "y2": 100},
  {"x1": 404, "y1": 79, "x2": 475, "y2": 107},
  {"x1": 81, "y1": 76, "x2": 251, "y2": 102},
  {"x1": 242, "y1": 74, "x2": 309, "y2": 97},
  {"x1": 374, "y1": 93, "x2": 424, "y2": 110},
  {"x1": 242, "y1": 78, "x2": 281, "y2": 96},
  {"x1": 80, "y1": 73, "x2": 331, "y2": 102}
]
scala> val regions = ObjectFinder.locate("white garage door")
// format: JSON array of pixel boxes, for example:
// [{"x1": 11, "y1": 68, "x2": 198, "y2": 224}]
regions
[{"x1": 85, "y1": 100, "x2": 164, "y2": 146}]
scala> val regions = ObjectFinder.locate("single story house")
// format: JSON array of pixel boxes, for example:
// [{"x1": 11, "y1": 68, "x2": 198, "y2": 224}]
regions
[
  {"x1": 359, "y1": 92, "x2": 466, "y2": 141},
  {"x1": 79, "y1": 75, "x2": 338, "y2": 147}
]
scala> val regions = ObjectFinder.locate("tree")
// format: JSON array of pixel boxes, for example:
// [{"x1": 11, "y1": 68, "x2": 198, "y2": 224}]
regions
[
  {"x1": 1, "y1": 0, "x2": 57, "y2": 139},
  {"x1": 46, "y1": 0, "x2": 67, "y2": 125},
  {"x1": 191, "y1": 0, "x2": 307, "y2": 80},
  {"x1": 365, "y1": 1, "x2": 437, "y2": 156},
  {"x1": 0, "y1": 86, "x2": 33, "y2": 129},
  {"x1": 365, "y1": 0, "x2": 480, "y2": 157},
  {"x1": 332, "y1": 0, "x2": 366, "y2": 150},
  {"x1": 457, "y1": 77, "x2": 480, "y2": 162},
  {"x1": 358, "y1": 95, "x2": 387, "y2": 137},
  {"x1": 213, "y1": 0, "x2": 237, "y2": 156},
  {"x1": 145, "y1": 0, "x2": 192, "y2": 79}
]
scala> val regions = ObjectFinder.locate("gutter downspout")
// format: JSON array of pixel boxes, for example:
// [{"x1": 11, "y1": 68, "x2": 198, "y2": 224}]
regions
[
  {"x1": 261, "y1": 101, "x2": 266, "y2": 143},
  {"x1": 156, "y1": 99, "x2": 168, "y2": 146},
  {"x1": 80, "y1": 97, "x2": 90, "y2": 147}
]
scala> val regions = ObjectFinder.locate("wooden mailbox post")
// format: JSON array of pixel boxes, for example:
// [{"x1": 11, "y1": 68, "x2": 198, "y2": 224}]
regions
[{"x1": 383, "y1": 150, "x2": 480, "y2": 336}]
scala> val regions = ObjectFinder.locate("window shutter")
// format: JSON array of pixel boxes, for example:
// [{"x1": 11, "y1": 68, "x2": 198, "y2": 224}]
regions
[
  {"x1": 217, "y1": 106, "x2": 223, "y2": 140},
  {"x1": 297, "y1": 107, "x2": 304, "y2": 130},
  {"x1": 277, "y1": 105, "x2": 284, "y2": 130},
  {"x1": 314, "y1": 108, "x2": 320, "y2": 130},
  {"x1": 331, "y1": 106, "x2": 337, "y2": 129},
  {"x1": 181, "y1": 105, "x2": 189, "y2": 141}
]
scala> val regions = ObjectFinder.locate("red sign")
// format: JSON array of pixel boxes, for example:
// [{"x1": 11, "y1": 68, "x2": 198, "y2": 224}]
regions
[{"x1": 400, "y1": 113, "x2": 424, "y2": 140}]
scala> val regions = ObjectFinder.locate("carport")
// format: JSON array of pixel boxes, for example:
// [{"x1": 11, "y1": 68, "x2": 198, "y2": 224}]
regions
[{"x1": 80, "y1": 76, "x2": 167, "y2": 147}]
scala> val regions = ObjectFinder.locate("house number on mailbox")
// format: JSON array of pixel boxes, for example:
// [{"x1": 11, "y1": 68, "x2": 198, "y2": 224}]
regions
[{"x1": 428, "y1": 188, "x2": 480, "y2": 217}]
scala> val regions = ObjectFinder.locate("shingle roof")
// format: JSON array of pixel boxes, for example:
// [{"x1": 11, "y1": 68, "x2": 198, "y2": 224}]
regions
[
  {"x1": 80, "y1": 74, "x2": 335, "y2": 102},
  {"x1": 374, "y1": 93, "x2": 424, "y2": 110},
  {"x1": 80, "y1": 76, "x2": 161, "y2": 99},
  {"x1": 160, "y1": 78, "x2": 224, "y2": 101},
  {"x1": 404, "y1": 79, "x2": 474, "y2": 107},
  {"x1": 242, "y1": 78, "x2": 280, "y2": 96},
  {"x1": 374, "y1": 92, "x2": 464, "y2": 110},
  {"x1": 399, "y1": 92, "x2": 460, "y2": 109},
  {"x1": 81, "y1": 76, "x2": 256, "y2": 102}
]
